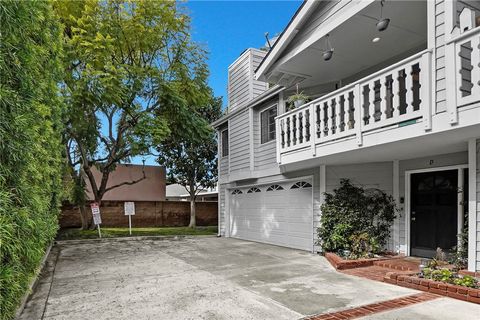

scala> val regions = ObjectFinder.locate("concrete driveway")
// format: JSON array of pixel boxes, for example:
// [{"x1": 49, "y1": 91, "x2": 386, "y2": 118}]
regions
[{"x1": 19, "y1": 237, "x2": 480, "y2": 320}]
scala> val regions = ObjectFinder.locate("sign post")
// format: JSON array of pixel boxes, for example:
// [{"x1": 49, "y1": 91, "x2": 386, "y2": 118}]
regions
[
  {"x1": 124, "y1": 202, "x2": 135, "y2": 235},
  {"x1": 90, "y1": 202, "x2": 102, "y2": 238}
]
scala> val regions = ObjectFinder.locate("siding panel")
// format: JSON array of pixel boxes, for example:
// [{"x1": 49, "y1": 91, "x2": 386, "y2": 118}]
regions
[{"x1": 229, "y1": 111, "x2": 250, "y2": 172}]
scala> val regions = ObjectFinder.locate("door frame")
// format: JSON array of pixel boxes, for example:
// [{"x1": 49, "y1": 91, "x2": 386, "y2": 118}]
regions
[
  {"x1": 404, "y1": 164, "x2": 468, "y2": 256},
  {"x1": 225, "y1": 175, "x2": 314, "y2": 252}
]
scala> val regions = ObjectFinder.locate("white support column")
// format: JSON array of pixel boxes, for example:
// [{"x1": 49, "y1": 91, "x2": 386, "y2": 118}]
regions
[
  {"x1": 393, "y1": 160, "x2": 400, "y2": 253},
  {"x1": 354, "y1": 84, "x2": 363, "y2": 146},
  {"x1": 320, "y1": 164, "x2": 326, "y2": 203},
  {"x1": 319, "y1": 164, "x2": 327, "y2": 253},
  {"x1": 458, "y1": 169, "x2": 464, "y2": 248},
  {"x1": 421, "y1": 51, "x2": 432, "y2": 131},
  {"x1": 249, "y1": 108, "x2": 254, "y2": 171},
  {"x1": 468, "y1": 138, "x2": 478, "y2": 271},
  {"x1": 445, "y1": 41, "x2": 458, "y2": 124}
]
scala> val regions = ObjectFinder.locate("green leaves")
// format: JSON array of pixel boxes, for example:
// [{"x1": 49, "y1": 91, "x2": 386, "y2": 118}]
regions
[
  {"x1": 0, "y1": 1, "x2": 64, "y2": 318},
  {"x1": 57, "y1": 0, "x2": 213, "y2": 202},
  {"x1": 318, "y1": 179, "x2": 397, "y2": 256}
]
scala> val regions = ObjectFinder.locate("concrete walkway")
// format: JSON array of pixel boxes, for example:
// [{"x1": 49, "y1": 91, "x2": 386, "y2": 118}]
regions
[{"x1": 18, "y1": 237, "x2": 480, "y2": 320}]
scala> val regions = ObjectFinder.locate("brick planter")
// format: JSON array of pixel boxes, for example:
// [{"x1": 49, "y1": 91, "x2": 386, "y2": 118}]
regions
[
  {"x1": 324, "y1": 252, "x2": 398, "y2": 270},
  {"x1": 384, "y1": 272, "x2": 480, "y2": 304}
]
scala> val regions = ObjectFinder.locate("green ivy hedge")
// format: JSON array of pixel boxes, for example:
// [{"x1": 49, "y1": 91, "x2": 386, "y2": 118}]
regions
[{"x1": 0, "y1": 1, "x2": 64, "y2": 319}]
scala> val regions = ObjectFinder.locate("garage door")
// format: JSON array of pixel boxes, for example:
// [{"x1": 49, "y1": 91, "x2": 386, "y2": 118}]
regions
[{"x1": 228, "y1": 179, "x2": 313, "y2": 251}]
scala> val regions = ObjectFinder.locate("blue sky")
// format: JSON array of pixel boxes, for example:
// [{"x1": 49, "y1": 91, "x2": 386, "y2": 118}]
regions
[
  {"x1": 134, "y1": 0, "x2": 301, "y2": 165},
  {"x1": 186, "y1": 0, "x2": 301, "y2": 106}
]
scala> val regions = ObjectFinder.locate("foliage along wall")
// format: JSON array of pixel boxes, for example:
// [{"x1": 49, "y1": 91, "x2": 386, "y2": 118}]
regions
[{"x1": 0, "y1": 1, "x2": 64, "y2": 319}]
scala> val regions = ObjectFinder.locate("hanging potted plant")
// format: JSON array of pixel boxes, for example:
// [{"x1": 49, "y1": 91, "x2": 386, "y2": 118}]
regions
[{"x1": 287, "y1": 84, "x2": 309, "y2": 109}]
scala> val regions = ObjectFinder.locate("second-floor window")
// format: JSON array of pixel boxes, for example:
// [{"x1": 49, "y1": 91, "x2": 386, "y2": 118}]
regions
[
  {"x1": 260, "y1": 105, "x2": 277, "y2": 144},
  {"x1": 221, "y1": 129, "x2": 229, "y2": 157}
]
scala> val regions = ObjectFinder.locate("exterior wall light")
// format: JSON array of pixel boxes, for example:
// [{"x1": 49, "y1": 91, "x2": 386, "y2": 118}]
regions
[
  {"x1": 376, "y1": 0, "x2": 390, "y2": 32},
  {"x1": 322, "y1": 34, "x2": 334, "y2": 61}
]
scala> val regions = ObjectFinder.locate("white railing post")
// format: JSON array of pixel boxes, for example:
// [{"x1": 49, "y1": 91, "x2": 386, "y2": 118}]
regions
[
  {"x1": 380, "y1": 79, "x2": 387, "y2": 121},
  {"x1": 405, "y1": 65, "x2": 414, "y2": 114},
  {"x1": 335, "y1": 95, "x2": 342, "y2": 133},
  {"x1": 319, "y1": 103, "x2": 325, "y2": 141},
  {"x1": 393, "y1": 69, "x2": 401, "y2": 118},
  {"x1": 470, "y1": 36, "x2": 480, "y2": 100},
  {"x1": 368, "y1": 81, "x2": 376, "y2": 125},
  {"x1": 310, "y1": 104, "x2": 316, "y2": 156},
  {"x1": 445, "y1": 41, "x2": 458, "y2": 124},
  {"x1": 421, "y1": 51, "x2": 432, "y2": 131},
  {"x1": 355, "y1": 84, "x2": 363, "y2": 146},
  {"x1": 276, "y1": 118, "x2": 281, "y2": 164},
  {"x1": 327, "y1": 101, "x2": 333, "y2": 136}
]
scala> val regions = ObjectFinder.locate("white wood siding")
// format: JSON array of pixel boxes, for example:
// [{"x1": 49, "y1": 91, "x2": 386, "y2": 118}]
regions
[
  {"x1": 476, "y1": 139, "x2": 480, "y2": 271},
  {"x1": 253, "y1": 99, "x2": 279, "y2": 171},
  {"x1": 229, "y1": 110, "x2": 250, "y2": 172},
  {"x1": 219, "y1": 185, "x2": 226, "y2": 235},
  {"x1": 435, "y1": 0, "x2": 447, "y2": 113},
  {"x1": 228, "y1": 49, "x2": 268, "y2": 111}
]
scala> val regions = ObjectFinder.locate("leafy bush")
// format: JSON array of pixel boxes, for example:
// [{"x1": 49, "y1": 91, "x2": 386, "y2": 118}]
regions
[
  {"x1": 317, "y1": 179, "x2": 396, "y2": 258},
  {"x1": 0, "y1": 1, "x2": 64, "y2": 319}
]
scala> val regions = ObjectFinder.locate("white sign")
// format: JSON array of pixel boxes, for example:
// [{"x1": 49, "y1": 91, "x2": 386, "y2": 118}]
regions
[
  {"x1": 90, "y1": 202, "x2": 102, "y2": 238},
  {"x1": 90, "y1": 202, "x2": 100, "y2": 215},
  {"x1": 92, "y1": 213, "x2": 102, "y2": 225},
  {"x1": 124, "y1": 202, "x2": 135, "y2": 216}
]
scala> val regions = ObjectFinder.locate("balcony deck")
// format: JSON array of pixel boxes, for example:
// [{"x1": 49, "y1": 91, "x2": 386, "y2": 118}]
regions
[{"x1": 276, "y1": 28, "x2": 480, "y2": 166}]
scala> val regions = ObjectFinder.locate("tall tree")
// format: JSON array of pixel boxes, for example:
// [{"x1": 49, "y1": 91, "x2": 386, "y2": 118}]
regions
[
  {"x1": 156, "y1": 97, "x2": 222, "y2": 228},
  {"x1": 55, "y1": 0, "x2": 210, "y2": 226},
  {"x1": 0, "y1": 1, "x2": 64, "y2": 318}
]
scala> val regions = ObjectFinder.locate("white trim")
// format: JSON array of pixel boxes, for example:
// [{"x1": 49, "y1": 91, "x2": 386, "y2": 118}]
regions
[
  {"x1": 457, "y1": 168, "x2": 464, "y2": 248},
  {"x1": 393, "y1": 160, "x2": 400, "y2": 253},
  {"x1": 269, "y1": 0, "x2": 375, "y2": 74},
  {"x1": 404, "y1": 164, "x2": 468, "y2": 256},
  {"x1": 249, "y1": 108, "x2": 254, "y2": 171},
  {"x1": 468, "y1": 139, "x2": 477, "y2": 271},
  {"x1": 255, "y1": 0, "x2": 317, "y2": 80},
  {"x1": 444, "y1": 0, "x2": 457, "y2": 42}
]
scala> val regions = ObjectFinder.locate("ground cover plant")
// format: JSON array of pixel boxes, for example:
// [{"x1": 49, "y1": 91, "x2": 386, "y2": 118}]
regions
[{"x1": 57, "y1": 226, "x2": 218, "y2": 240}]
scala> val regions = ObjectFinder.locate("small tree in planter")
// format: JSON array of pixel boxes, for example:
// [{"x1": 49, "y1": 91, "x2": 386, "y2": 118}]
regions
[
  {"x1": 318, "y1": 179, "x2": 396, "y2": 259},
  {"x1": 287, "y1": 84, "x2": 309, "y2": 110}
]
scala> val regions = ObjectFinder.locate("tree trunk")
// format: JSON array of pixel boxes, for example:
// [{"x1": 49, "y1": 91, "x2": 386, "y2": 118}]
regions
[
  {"x1": 188, "y1": 197, "x2": 196, "y2": 229},
  {"x1": 79, "y1": 205, "x2": 89, "y2": 230}
]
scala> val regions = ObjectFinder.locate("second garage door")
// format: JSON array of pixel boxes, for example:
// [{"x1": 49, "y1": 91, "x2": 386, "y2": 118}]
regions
[{"x1": 228, "y1": 179, "x2": 313, "y2": 251}]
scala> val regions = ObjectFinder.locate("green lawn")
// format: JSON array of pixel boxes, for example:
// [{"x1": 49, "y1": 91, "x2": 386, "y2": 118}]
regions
[{"x1": 57, "y1": 226, "x2": 218, "y2": 240}]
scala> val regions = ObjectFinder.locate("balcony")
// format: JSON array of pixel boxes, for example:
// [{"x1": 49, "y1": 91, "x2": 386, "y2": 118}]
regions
[{"x1": 275, "y1": 29, "x2": 480, "y2": 165}]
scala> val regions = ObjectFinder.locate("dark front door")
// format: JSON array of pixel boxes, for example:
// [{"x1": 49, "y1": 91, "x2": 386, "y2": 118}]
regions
[{"x1": 410, "y1": 169, "x2": 458, "y2": 257}]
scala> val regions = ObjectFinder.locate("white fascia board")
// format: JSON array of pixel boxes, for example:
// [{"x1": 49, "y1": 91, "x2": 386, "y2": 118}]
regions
[
  {"x1": 255, "y1": 0, "x2": 317, "y2": 81},
  {"x1": 273, "y1": 0, "x2": 375, "y2": 70}
]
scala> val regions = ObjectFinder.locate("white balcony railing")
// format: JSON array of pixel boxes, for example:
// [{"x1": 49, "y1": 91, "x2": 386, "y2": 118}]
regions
[
  {"x1": 454, "y1": 27, "x2": 480, "y2": 108},
  {"x1": 276, "y1": 50, "x2": 433, "y2": 162}
]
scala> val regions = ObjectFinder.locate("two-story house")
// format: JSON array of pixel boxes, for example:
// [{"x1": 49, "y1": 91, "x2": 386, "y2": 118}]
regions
[{"x1": 212, "y1": 0, "x2": 480, "y2": 272}]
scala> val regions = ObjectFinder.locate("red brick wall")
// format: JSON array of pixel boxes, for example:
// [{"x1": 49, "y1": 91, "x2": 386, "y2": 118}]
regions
[{"x1": 59, "y1": 201, "x2": 217, "y2": 228}]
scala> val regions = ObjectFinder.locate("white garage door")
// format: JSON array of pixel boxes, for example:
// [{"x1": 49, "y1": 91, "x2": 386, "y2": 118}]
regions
[{"x1": 228, "y1": 179, "x2": 313, "y2": 251}]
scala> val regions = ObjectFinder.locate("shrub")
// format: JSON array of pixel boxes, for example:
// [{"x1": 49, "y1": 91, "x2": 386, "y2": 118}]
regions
[
  {"x1": 317, "y1": 179, "x2": 396, "y2": 257},
  {"x1": 422, "y1": 267, "x2": 478, "y2": 288},
  {"x1": 0, "y1": 1, "x2": 64, "y2": 319}
]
